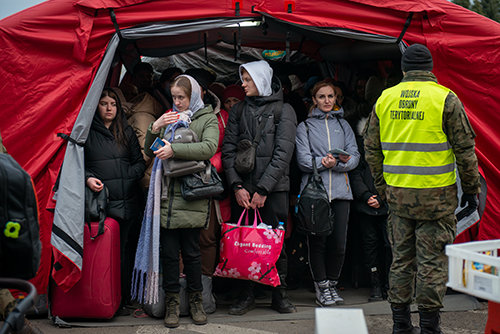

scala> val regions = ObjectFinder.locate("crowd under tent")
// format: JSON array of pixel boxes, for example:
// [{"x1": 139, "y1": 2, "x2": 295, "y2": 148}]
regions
[{"x1": 1, "y1": 0, "x2": 500, "y2": 303}]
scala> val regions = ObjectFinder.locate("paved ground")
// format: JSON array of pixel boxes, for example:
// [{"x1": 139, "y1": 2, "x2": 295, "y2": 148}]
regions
[{"x1": 20, "y1": 285, "x2": 491, "y2": 333}]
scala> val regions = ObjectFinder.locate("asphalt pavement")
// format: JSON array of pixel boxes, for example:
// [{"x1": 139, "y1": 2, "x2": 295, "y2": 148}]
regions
[{"x1": 22, "y1": 285, "x2": 491, "y2": 334}]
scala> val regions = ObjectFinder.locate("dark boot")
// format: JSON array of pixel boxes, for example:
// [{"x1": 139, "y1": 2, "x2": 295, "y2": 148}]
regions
[
  {"x1": 164, "y1": 292, "x2": 180, "y2": 328},
  {"x1": 188, "y1": 291, "x2": 207, "y2": 325},
  {"x1": 271, "y1": 288, "x2": 297, "y2": 313},
  {"x1": 369, "y1": 268, "x2": 383, "y2": 302},
  {"x1": 419, "y1": 310, "x2": 443, "y2": 334},
  {"x1": 228, "y1": 286, "x2": 256, "y2": 315},
  {"x1": 392, "y1": 305, "x2": 421, "y2": 334}
]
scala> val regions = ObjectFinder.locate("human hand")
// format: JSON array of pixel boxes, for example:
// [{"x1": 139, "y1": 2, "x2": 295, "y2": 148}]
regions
[
  {"x1": 338, "y1": 154, "x2": 351, "y2": 163},
  {"x1": 321, "y1": 154, "x2": 337, "y2": 168},
  {"x1": 154, "y1": 140, "x2": 173, "y2": 160},
  {"x1": 250, "y1": 193, "x2": 267, "y2": 209},
  {"x1": 235, "y1": 188, "x2": 251, "y2": 209},
  {"x1": 367, "y1": 195, "x2": 380, "y2": 208},
  {"x1": 86, "y1": 177, "x2": 104, "y2": 192},
  {"x1": 152, "y1": 111, "x2": 180, "y2": 132}
]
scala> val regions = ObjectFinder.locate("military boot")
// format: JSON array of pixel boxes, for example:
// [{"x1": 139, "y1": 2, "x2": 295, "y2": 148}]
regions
[
  {"x1": 164, "y1": 292, "x2": 180, "y2": 328},
  {"x1": 189, "y1": 291, "x2": 207, "y2": 325},
  {"x1": 419, "y1": 310, "x2": 443, "y2": 334},
  {"x1": 392, "y1": 305, "x2": 421, "y2": 334},
  {"x1": 369, "y1": 268, "x2": 383, "y2": 302}
]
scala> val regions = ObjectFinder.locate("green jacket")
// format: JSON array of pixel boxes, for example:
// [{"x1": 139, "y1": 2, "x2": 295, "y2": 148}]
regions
[
  {"x1": 364, "y1": 71, "x2": 481, "y2": 220},
  {"x1": 144, "y1": 105, "x2": 219, "y2": 229}
]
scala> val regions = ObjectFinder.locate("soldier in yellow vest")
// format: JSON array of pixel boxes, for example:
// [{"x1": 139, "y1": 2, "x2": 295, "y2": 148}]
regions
[{"x1": 364, "y1": 44, "x2": 481, "y2": 334}]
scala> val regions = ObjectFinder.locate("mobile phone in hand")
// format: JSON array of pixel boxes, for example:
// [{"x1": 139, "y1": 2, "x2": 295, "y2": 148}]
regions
[{"x1": 328, "y1": 148, "x2": 351, "y2": 157}]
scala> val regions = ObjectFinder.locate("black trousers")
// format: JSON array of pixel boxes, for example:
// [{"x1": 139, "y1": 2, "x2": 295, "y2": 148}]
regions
[
  {"x1": 359, "y1": 212, "x2": 391, "y2": 271},
  {"x1": 160, "y1": 227, "x2": 202, "y2": 294},
  {"x1": 230, "y1": 191, "x2": 289, "y2": 290},
  {"x1": 117, "y1": 216, "x2": 138, "y2": 304},
  {"x1": 307, "y1": 200, "x2": 350, "y2": 282}
]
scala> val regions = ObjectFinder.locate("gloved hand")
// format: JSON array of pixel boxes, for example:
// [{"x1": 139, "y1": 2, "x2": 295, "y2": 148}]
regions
[{"x1": 459, "y1": 193, "x2": 478, "y2": 218}]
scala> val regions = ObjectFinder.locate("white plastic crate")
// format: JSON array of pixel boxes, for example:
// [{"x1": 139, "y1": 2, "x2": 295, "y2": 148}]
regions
[{"x1": 446, "y1": 240, "x2": 500, "y2": 303}]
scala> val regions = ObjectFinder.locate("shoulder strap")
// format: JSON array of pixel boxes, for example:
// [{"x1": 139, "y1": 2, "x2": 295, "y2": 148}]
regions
[
  {"x1": 304, "y1": 120, "x2": 320, "y2": 177},
  {"x1": 252, "y1": 102, "x2": 275, "y2": 145}
]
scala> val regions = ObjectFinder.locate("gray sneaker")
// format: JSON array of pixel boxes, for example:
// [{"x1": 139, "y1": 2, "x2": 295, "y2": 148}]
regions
[
  {"x1": 314, "y1": 280, "x2": 335, "y2": 307},
  {"x1": 329, "y1": 280, "x2": 345, "y2": 305}
]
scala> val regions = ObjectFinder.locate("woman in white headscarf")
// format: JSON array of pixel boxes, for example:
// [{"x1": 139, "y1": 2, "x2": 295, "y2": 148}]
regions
[{"x1": 143, "y1": 75, "x2": 219, "y2": 328}]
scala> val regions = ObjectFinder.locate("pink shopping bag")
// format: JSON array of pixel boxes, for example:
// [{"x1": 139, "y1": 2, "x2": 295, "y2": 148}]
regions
[{"x1": 214, "y1": 209, "x2": 284, "y2": 287}]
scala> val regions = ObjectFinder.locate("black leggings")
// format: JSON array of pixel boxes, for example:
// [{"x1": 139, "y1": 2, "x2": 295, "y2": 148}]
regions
[{"x1": 307, "y1": 200, "x2": 350, "y2": 282}]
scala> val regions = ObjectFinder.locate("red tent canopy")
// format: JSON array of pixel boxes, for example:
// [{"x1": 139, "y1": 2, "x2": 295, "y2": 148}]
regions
[{"x1": 1, "y1": 0, "x2": 499, "y2": 296}]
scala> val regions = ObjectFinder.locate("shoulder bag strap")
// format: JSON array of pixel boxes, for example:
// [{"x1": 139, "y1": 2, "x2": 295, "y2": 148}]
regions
[{"x1": 304, "y1": 121, "x2": 320, "y2": 177}]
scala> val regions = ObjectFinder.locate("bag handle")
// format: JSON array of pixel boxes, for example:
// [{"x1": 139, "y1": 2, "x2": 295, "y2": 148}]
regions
[
  {"x1": 304, "y1": 121, "x2": 320, "y2": 177},
  {"x1": 85, "y1": 186, "x2": 107, "y2": 240},
  {"x1": 236, "y1": 208, "x2": 259, "y2": 228}
]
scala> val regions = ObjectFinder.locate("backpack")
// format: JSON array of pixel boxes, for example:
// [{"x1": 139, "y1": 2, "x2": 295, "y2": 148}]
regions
[
  {"x1": 0, "y1": 152, "x2": 41, "y2": 279},
  {"x1": 294, "y1": 121, "x2": 335, "y2": 236}
]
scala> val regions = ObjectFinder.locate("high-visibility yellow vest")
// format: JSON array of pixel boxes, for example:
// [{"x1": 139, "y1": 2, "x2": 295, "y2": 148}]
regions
[{"x1": 375, "y1": 80, "x2": 456, "y2": 189}]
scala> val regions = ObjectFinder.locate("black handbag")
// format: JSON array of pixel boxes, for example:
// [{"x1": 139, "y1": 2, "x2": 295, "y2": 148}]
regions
[
  {"x1": 84, "y1": 184, "x2": 108, "y2": 239},
  {"x1": 294, "y1": 121, "x2": 334, "y2": 236},
  {"x1": 180, "y1": 162, "x2": 224, "y2": 201}
]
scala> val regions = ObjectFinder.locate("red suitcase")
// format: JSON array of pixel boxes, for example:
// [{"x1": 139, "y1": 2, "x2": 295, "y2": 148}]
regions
[{"x1": 51, "y1": 218, "x2": 121, "y2": 319}]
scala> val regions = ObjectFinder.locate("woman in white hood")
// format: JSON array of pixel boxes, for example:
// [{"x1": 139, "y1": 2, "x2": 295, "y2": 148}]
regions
[{"x1": 222, "y1": 60, "x2": 298, "y2": 315}]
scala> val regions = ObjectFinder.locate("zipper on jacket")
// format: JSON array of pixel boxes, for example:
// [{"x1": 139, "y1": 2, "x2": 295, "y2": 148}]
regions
[{"x1": 325, "y1": 116, "x2": 332, "y2": 201}]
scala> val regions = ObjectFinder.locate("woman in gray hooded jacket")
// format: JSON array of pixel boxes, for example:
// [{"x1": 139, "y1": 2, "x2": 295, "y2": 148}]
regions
[{"x1": 295, "y1": 80, "x2": 360, "y2": 307}]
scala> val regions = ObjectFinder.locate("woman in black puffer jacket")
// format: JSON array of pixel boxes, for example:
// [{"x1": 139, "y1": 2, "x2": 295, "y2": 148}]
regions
[{"x1": 84, "y1": 88, "x2": 145, "y2": 313}]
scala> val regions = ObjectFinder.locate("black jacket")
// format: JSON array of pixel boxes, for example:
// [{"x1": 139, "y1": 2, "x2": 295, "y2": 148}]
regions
[
  {"x1": 85, "y1": 112, "x2": 146, "y2": 222},
  {"x1": 348, "y1": 116, "x2": 388, "y2": 216},
  {"x1": 222, "y1": 76, "x2": 297, "y2": 195}
]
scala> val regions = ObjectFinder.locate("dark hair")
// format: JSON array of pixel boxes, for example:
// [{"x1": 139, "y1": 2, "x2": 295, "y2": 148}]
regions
[
  {"x1": 100, "y1": 88, "x2": 128, "y2": 149},
  {"x1": 184, "y1": 69, "x2": 211, "y2": 91},
  {"x1": 310, "y1": 81, "x2": 336, "y2": 113},
  {"x1": 170, "y1": 76, "x2": 192, "y2": 98},
  {"x1": 132, "y1": 62, "x2": 154, "y2": 75},
  {"x1": 160, "y1": 68, "x2": 182, "y2": 84}
]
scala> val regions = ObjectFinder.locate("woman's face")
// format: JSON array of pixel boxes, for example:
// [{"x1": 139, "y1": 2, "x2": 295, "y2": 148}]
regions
[
  {"x1": 224, "y1": 97, "x2": 241, "y2": 111},
  {"x1": 313, "y1": 86, "x2": 336, "y2": 113},
  {"x1": 241, "y1": 70, "x2": 259, "y2": 97},
  {"x1": 334, "y1": 86, "x2": 344, "y2": 106},
  {"x1": 98, "y1": 95, "x2": 117, "y2": 128},
  {"x1": 171, "y1": 86, "x2": 190, "y2": 112}
]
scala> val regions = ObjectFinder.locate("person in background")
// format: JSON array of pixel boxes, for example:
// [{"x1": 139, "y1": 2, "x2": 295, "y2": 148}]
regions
[
  {"x1": 295, "y1": 81, "x2": 359, "y2": 307},
  {"x1": 209, "y1": 82, "x2": 226, "y2": 101},
  {"x1": 221, "y1": 84, "x2": 245, "y2": 113},
  {"x1": 349, "y1": 76, "x2": 392, "y2": 302},
  {"x1": 364, "y1": 44, "x2": 481, "y2": 334},
  {"x1": 222, "y1": 60, "x2": 297, "y2": 315},
  {"x1": 144, "y1": 75, "x2": 219, "y2": 328},
  {"x1": 84, "y1": 88, "x2": 146, "y2": 315},
  {"x1": 119, "y1": 81, "x2": 138, "y2": 103},
  {"x1": 155, "y1": 67, "x2": 183, "y2": 111}
]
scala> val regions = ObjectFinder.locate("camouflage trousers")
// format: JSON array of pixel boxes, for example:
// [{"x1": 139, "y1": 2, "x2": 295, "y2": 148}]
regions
[{"x1": 387, "y1": 213, "x2": 456, "y2": 312}]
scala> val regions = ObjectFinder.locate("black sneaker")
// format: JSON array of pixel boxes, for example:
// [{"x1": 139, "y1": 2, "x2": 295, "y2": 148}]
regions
[{"x1": 271, "y1": 289, "x2": 297, "y2": 313}]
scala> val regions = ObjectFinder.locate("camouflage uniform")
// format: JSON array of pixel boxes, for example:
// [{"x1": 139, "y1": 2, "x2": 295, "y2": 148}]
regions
[{"x1": 364, "y1": 71, "x2": 481, "y2": 312}]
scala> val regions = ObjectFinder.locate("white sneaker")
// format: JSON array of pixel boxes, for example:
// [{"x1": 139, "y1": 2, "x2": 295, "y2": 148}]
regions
[
  {"x1": 314, "y1": 280, "x2": 335, "y2": 307},
  {"x1": 329, "y1": 280, "x2": 345, "y2": 305}
]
